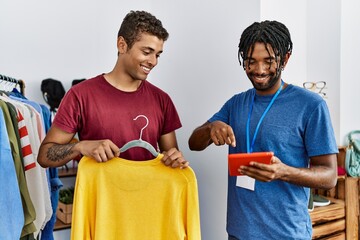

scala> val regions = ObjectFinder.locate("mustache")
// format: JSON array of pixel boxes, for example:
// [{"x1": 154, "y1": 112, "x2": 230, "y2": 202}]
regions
[{"x1": 249, "y1": 73, "x2": 273, "y2": 78}]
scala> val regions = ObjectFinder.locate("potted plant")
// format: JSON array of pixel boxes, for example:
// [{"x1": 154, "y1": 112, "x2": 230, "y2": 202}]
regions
[{"x1": 57, "y1": 187, "x2": 74, "y2": 224}]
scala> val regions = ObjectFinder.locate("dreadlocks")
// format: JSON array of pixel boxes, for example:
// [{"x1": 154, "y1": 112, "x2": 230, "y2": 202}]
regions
[{"x1": 238, "y1": 20, "x2": 293, "y2": 70}]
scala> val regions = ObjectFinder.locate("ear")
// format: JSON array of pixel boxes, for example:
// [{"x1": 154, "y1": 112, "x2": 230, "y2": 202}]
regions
[
  {"x1": 117, "y1": 36, "x2": 127, "y2": 54},
  {"x1": 282, "y1": 51, "x2": 291, "y2": 68}
]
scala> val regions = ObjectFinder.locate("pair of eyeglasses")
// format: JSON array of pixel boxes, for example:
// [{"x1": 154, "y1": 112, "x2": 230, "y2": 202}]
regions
[
  {"x1": 303, "y1": 81, "x2": 326, "y2": 90},
  {"x1": 303, "y1": 81, "x2": 327, "y2": 98}
]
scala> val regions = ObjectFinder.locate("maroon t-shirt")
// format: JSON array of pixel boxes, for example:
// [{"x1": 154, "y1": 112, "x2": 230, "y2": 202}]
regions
[{"x1": 53, "y1": 74, "x2": 182, "y2": 160}]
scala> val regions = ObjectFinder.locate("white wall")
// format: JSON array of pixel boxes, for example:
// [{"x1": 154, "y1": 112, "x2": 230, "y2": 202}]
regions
[
  {"x1": 2, "y1": 1, "x2": 360, "y2": 240},
  {"x1": 340, "y1": 0, "x2": 360, "y2": 143},
  {"x1": 307, "y1": 0, "x2": 341, "y2": 143}
]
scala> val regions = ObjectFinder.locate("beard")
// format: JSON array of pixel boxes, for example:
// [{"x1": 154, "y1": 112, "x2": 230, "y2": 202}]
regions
[{"x1": 248, "y1": 69, "x2": 281, "y2": 92}]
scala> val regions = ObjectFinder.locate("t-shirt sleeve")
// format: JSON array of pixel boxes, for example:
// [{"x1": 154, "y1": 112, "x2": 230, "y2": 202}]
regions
[
  {"x1": 208, "y1": 97, "x2": 233, "y2": 124},
  {"x1": 161, "y1": 95, "x2": 182, "y2": 135},
  {"x1": 304, "y1": 101, "x2": 338, "y2": 156},
  {"x1": 52, "y1": 89, "x2": 81, "y2": 133}
]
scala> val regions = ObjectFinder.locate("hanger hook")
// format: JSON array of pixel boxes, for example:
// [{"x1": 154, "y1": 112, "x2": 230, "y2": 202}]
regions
[{"x1": 133, "y1": 114, "x2": 149, "y2": 140}]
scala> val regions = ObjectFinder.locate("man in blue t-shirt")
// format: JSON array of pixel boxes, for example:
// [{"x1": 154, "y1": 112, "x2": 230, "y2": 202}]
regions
[{"x1": 188, "y1": 20, "x2": 338, "y2": 239}]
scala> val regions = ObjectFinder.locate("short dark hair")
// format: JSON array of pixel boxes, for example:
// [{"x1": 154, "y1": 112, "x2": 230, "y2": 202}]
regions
[
  {"x1": 118, "y1": 10, "x2": 169, "y2": 49},
  {"x1": 238, "y1": 20, "x2": 293, "y2": 69}
]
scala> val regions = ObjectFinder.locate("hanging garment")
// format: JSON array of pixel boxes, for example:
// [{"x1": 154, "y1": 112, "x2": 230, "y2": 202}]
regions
[
  {"x1": 71, "y1": 154, "x2": 201, "y2": 240},
  {"x1": 0, "y1": 100, "x2": 37, "y2": 237},
  {"x1": 1, "y1": 80, "x2": 56, "y2": 237},
  {"x1": 18, "y1": 101, "x2": 52, "y2": 237},
  {"x1": 0, "y1": 108, "x2": 24, "y2": 240},
  {"x1": 1, "y1": 96, "x2": 52, "y2": 237},
  {"x1": 8, "y1": 87, "x2": 60, "y2": 238}
]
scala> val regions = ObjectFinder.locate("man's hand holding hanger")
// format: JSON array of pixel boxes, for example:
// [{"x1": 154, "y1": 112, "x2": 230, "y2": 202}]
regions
[{"x1": 162, "y1": 148, "x2": 189, "y2": 169}]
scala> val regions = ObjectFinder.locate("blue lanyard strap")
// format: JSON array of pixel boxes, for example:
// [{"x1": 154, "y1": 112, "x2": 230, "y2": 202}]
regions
[{"x1": 246, "y1": 82, "x2": 284, "y2": 153}]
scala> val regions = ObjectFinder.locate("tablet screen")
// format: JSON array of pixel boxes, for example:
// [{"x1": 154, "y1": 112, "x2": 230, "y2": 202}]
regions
[{"x1": 228, "y1": 152, "x2": 274, "y2": 176}]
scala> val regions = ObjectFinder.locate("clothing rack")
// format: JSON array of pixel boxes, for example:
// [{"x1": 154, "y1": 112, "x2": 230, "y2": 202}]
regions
[{"x1": 0, "y1": 74, "x2": 25, "y2": 95}]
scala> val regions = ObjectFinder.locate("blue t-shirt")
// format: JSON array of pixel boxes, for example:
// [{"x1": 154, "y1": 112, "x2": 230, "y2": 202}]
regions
[
  {"x1": 209, "y1": 84, "x2": 338, "y2": 239},
  {"x1": 0, "y1": 108, "x2": 24, "y2": 240}
]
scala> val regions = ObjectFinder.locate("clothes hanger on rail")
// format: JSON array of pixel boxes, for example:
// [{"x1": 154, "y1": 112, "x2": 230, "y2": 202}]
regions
[
  {"x1": 0, "y1": 79, "x2": 16, "y2": 93},
  {"x1": 0, "y1": 74, "x2": 25, "y2": 95},
  {"x1": 119, "y1": 114, "x2": 159, "y2": 157}
]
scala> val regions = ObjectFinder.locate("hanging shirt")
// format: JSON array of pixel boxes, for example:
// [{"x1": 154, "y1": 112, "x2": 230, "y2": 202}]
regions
[
  {"x1": 1, "y1": 97, "x2": 52, "y2": 237},
  {"x1": 71, "y1": 154, "x2": 201, "y2": 240},
  {"x1": 0, "y1": 100, "x2": 37, "y2": 237},
  {"x1": 0, "y1": 108, "x2": 24, "y2": 240}
]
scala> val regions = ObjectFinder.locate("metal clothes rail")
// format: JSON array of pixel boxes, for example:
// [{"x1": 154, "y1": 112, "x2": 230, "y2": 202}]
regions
[{"x1": 0, "y1": 74, "x2": 25, "y2": 95}]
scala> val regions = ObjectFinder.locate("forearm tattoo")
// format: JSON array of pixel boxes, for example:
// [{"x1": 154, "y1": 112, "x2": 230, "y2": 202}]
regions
[{"x1": 47, "y1": 143, "x2": 77, "y2": 162}]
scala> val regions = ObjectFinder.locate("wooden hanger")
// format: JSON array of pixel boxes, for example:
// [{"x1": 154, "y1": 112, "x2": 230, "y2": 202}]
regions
[{"x1": 119, "y1": 115, "x2": 159, "y2": 157}]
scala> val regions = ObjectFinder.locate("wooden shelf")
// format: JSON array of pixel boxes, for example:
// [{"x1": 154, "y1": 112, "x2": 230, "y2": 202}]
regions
[
  {"x1": 312, "y1": 219, "x2": 345, "y2": 240},
  {"x1": 310, "y1": 197, "x2": 346, "y2": 239},
  {"x1": 310, "y1": 198, "x2": 345, "y2": 225},
  {"x1": 309, "y1": 146, "x2": 359, "y2": 239},
  {"x1": 54, "y1": 218, "x2": 71, "y2": 231},
  {"x1": 319, "y1": 232, "x2": 346, "y2": 240},
  {"x1": 58, "y1": 167, "x2": 77, "y2": 177},
  {"x1": 54, "y1": 166, "x2": 77, "y2": 231}
]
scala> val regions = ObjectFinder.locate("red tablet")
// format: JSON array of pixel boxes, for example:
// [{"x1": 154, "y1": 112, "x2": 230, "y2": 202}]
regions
[{"x1": 228, "y1": 152, "x2": 274, "y2": 176}]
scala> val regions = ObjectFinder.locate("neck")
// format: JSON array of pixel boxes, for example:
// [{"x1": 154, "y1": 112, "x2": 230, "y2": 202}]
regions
[
  {"x1": 256, "y1": 79, "x2": 286, "y2": 96},
  {"x1": 104, "y1": 71, "x2": 142, "y2": 92}
]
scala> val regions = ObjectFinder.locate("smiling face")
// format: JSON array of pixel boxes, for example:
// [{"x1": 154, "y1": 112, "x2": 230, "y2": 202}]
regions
[
  {"x1": 118, "y1": 32, "x2": 164, "y2": 81},
  {"x1": 244, "y1": 42, "x2": 288, "y2": 95}
]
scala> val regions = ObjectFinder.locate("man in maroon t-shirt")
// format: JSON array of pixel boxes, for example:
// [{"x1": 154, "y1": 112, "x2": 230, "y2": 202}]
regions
[{"x1": 37, "y1": 10, "x2": 188, "y2": 169}]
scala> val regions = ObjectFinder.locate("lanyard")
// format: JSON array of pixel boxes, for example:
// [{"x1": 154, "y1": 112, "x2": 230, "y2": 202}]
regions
[{"x1": 246, "y1": 81, "x2": 284, "y2": 153}]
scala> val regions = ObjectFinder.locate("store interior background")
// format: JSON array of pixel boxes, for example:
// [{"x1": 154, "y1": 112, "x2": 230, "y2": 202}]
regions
[{"x1": 1, "y1": 0, "x2": 359, "y2": 239}]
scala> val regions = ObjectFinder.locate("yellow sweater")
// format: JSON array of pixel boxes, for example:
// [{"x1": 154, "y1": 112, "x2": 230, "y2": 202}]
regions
[{"x1": 71, "y1": 154, "x2": 201, "y2": 240}]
